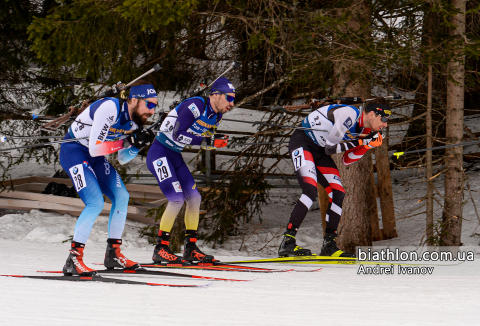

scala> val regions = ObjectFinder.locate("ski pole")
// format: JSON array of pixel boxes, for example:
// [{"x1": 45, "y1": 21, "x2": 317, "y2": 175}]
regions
[
  {"x1": 0, "y1": 137, "x2": 89, "y2": 153},
  {"x1": 393, "y1": 140, "x2": 479, "y2": 158}
]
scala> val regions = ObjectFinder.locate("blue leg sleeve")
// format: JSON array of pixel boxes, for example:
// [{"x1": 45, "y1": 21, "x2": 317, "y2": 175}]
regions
[{"x1": 60, "y1": 143, "x2": 105, "y2": 244}]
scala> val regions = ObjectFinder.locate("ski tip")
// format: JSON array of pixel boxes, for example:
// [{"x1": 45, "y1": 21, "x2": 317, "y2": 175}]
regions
[
  {"x1": 37, "y1": 271, "x2": 63, "y2": 273},
  {"x1": 295, "y1": 268, "x2": 323, "y2": 272},
  {"x1": 0, "y1": 274, "x2": 23, "y2": 278}
]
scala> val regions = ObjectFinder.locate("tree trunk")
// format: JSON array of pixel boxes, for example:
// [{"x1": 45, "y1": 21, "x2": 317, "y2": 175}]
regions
[
  {"x1": 440, "y1": 0, "x2": 465, "y2": 246},
  {"x1": 332, "y1": 0, "x2": 374, "y2": 252},
  {"x1": 426, "y1": 65, "x2": 434, "y2": 245}
]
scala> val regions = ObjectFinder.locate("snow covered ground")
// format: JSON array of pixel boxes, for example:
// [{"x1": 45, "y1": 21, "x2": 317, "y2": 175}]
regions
[
  {"x1": 1, "y1": 165, "x2": 480, "y2": 325},
  {"x1": 1, "y1": 99, "x2": 480, "y2": 325}
]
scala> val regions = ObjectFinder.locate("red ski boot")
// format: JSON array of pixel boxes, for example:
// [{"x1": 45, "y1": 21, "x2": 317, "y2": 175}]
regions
[
  {"x1": 63, "y1": 241, "x2": 97, "y2": 276},
  {"x1": 104, "y1": 238, "x2": 139, "y2": 269}
]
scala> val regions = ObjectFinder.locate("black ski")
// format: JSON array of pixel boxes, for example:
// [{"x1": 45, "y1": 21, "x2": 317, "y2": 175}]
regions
[
  {"x1": 37, "y1": 269, "x2": 252, "y2": 282},
  {"x1": 0, "y1": 274, "x2": 211, "y2": 287},
  {"x1": 137, "y1": 263, "x2": 294, "y2": 273}
]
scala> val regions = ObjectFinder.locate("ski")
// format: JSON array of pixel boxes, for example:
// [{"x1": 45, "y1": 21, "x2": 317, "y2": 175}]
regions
[
  {"x1": 223, "y1": 255, "x2": 358, "y2": 265},
  {"x1": 37, "y1": 268, "x2": 252, "y2": 282},
  {"x1": 0, "y1": 274, "x2": 212, "y2": 287},
  {"x1": 137, "y1": 263, "x2": 294, "y2": 273},
  {"x1": 222, "y1": 256, "x2": 453, "y2": 267}
]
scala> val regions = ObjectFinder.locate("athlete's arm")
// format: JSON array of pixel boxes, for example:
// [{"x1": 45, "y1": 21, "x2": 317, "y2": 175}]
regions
[
  {"x1": 341, "y1": 128, "x2": 374, "y2": 165},
  {"x1": 324, "y1": 107, "x2": 361, "y2": 155},
  {"x1": 171, "y1": 98, "x2": 206, "y2": 146},
  {"x1": 88, "y1": 101, "x2": 124, "y2": 157},
  {"x1": 342, "y1": 146, "x2": 369, "y2": 165},
  {"x1": 117, "y1": 147, "x2": 139, "y2": 165}
]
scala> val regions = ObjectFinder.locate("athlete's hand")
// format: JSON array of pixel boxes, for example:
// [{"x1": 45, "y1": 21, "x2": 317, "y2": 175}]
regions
[
  {"x1": 201, "y1": 134, "x2": 229, "y2": 150},
  {"x1": 361, "y1": 132, "x2": 384, "y2": 149},
  {"x1": 124, "y1": 128, "x2": 155, "y2": 149}
]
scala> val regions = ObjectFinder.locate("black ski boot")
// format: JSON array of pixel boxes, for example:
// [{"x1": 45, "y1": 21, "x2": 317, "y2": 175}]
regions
[
  {"x1": 104, "y1": 238, "x2": 139, "y2": 269},
  {"x1": 183, "y1": 230, "x2": 215, "y2": 263},
  {"x1": 152, "y1": 231, "x2": 182, "y2": 264},
  {"x1": 278, "y1": 226, "x2": 313, "y2": 257},
  {"x1": 63, "y1": 241, "x2": 97, "y2": 276},
  {"x1": 320, "y1": 232, "x2": 355, "y2": 257}
]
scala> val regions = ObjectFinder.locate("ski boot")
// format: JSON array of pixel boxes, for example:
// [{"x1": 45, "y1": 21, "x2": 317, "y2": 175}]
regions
[
  {"x1": 152, "y1": 230, "x2": 183, "y2": 264},
  {"x1": 104, "y1": 238, "x2": 139, "y2": 269},
  {"x1": 63, "y1": 241, "x2": 97, "y2": 276},
  {"x1": 183, "y1": 230, "x2": 215, "y2": 264},
  {"x1": 278, "y1": 225, "x2": 313, "y2": 257},
  {"x1": 320, "y1": 232, "x2": 355, "y2": 257}
]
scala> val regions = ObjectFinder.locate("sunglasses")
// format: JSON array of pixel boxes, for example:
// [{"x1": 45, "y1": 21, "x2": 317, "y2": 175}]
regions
[
  {"x1": 131, "y1": 94, "x2": 158, "y2": 110},
  {"x1": 144, "y1": 99, "x2": 158, "y2": 110},
  {"x1": 215, "y1": 90, "x2": 235, "y2": 103},
  {"x1": 375, "y1": 113, "x2": 390, "y2": 123}
]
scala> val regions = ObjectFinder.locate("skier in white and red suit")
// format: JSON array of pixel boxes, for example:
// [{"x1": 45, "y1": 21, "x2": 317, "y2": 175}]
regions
[{"x1": 278, "y1": 101, "x2": 391, "y2": 257}]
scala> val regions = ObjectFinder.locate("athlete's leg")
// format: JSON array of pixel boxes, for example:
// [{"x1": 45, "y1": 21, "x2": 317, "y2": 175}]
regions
[
  {"x1": 60, "y1": 143, "x2": 104, "y2": 244},
  {"x1": 146, "y1": 141, "x2": 184, "y2": 263},
  {"x1": 60, "y1": 142, "x2": 103, "y2": 275},
  {"x1": 278, "y1": 130, "x2": 317, "y2": 256},
  {"x1": 91, "y1": 157, "x2": 137, "y2": 269},
  {"x1": 287, "y1": 130, "x2": 320, "y2": 229},
  {"x1": 315, "y1": 155, "x2": 353, "y2": 257},
  {"x1": 146, "y1": 145, "x2": 185, "y2": 233},
  {"x1": 174, "y1": 162, "x2": 213, "y2": 262},
  {"x1": 93, "y1": 157, "x2": 129, "y2": 240},
  {"x1": 174, "y1": 162, "x2": 201, "y2": 230},
  {"x1": 314, "y1": 157, "x2": 345, "y2": 234}
]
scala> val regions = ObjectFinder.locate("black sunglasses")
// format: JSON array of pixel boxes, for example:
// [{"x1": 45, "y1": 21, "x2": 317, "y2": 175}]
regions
[{"x1": 375, "y1": 113, "x2": 390, "y2": 123}]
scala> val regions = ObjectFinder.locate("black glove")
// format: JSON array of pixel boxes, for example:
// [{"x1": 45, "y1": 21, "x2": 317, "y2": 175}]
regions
[
  {"x1": 201, "y1": 134, "x2": 229, "y2": 150},
  {"x1": 124, "y1": 128, "x2": 155, "y2": 149}
]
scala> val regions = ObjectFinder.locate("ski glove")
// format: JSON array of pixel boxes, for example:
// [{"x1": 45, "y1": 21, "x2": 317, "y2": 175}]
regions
[
  {"x1": 201, "y1": 134, "x2": 229, "y2": 150},
  {"x1": 361, "y1": 132, "x2": 384, "y2": 149},
  {"x1": 124, "y1": 128, "x2": 155, "y2": 149}
]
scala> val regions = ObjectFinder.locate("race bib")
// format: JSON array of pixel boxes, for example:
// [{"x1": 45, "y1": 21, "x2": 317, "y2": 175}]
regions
[
  {"x1": 69, "y1": 164, "x2": 87, "y2": 192},
  {"x1": 292, "y1": 147, "x2": 306, "y2": 171},
  {"x1": 153, "y1": 157, "x2": 172, "y2": 182}
]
